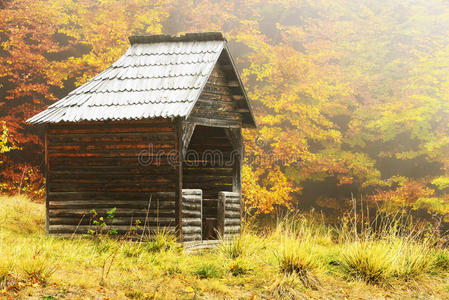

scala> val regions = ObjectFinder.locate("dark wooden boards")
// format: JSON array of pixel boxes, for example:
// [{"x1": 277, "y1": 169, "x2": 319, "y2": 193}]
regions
[
  {"x1": 187, "y1": 64, "x2": 243, "y2": 127},
  {"x1": 46, "y1": 119, "x2": 178, "y2": 235},
  {"x1": 48, "y1": 191, "x2": 176, "y2": 235}
]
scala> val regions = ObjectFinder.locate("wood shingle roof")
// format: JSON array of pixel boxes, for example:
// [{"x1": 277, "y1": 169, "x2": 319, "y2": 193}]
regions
[{"x1": 27, "y1": 32, "x2": 256, "y2": 127}]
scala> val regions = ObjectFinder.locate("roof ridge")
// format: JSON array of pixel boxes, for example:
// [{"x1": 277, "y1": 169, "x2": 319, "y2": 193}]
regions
[{"x1": 128, "y1": 32, "x2": 226, "y2": 44}]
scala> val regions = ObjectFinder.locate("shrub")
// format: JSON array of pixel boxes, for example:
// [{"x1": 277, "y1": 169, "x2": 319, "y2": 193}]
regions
[
  {"x1": 432, "y1": 251, "x2": 449, "y2": 271},
  {"x1": 193, "y1": 263, "x2": 222, "y2": 279}
]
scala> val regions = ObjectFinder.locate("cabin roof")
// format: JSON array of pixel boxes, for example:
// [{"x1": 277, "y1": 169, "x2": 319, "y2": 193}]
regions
[{"x1": 27, "y1": 32, "x2": 256, "y2": 127}]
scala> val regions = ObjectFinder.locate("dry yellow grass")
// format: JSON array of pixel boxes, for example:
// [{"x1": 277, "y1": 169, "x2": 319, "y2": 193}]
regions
[{"x1": 0, "y1": 195, "x2": 448, "y2": 299}]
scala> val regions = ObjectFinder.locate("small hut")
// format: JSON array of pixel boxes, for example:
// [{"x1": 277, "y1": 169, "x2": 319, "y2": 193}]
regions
[{"x1": 27, "y1": 32, "x2": 256, "y2": 243}]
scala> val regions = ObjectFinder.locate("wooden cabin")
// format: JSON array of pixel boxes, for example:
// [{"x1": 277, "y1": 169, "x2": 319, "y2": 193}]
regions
[{"x1": 27, "y1": 32, "x2": 257, "y2": 243}]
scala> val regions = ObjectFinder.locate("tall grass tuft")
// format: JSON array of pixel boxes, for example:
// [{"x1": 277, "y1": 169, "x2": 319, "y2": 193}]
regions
[
  {"x1": 217, "y1": 234, "x2": 245, "y2": 259},
  {"x1": 389, "y1": 238, "x2": 432, "y2": 281},
  {"x1": 0, "y1": 195, "x2": 44, "y2": 234},
  {"x1": 274, "y1": 233, "x2": 319, "y2": 288},
  {"x1": 274, "y1": 212, "x2": 334, "y2": 247},
  {"x1": 17, "y1": 247, "x2": 56, "y2": 284},
  {"x1": 193, "y1": 263, "x2": 222, "y2": 279},
  {"x1": 339, "y1": 240, "x2": 391, "y2": 284},
  {"x1": 0, "y1": 255, "x2": 14, "y2": 288},
  {"x1": 271, "y1": 214, "x2": 324, "y2": 288},
  {"x1": 217, "y1": 229, "x2": 261, "y2": 276},
  {"x1": 268, "y1": 274, "x2": 306, "y2": 300},
  {"x1": 338, "y1": 208, "x2": 435, "y2": 285},
  {"x1": 144, "y1": 227, "x2": 179, "y2": 253},
  {"x1": 432, "y1": 250, "x2": 449, "y2": 271}
]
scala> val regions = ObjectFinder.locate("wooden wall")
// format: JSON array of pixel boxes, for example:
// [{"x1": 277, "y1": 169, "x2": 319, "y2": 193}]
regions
[
  {"x1": 181, "y1": 189, "x2": 202, "y2": 242},
  {"x1": 46, "y1": 119, "x2": 178, "y2": 235},
  {"x1": 217, "y1": 191, "x2": 242, "y2": 239}
]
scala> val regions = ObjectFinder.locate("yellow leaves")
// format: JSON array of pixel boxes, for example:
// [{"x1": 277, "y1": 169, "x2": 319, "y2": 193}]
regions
[
  {"x1": 432, "y1": 177, "x2": 449, "y2": 191},
  {"x1": 0, "y1": 122, "x2": 15, "y2": 157},
  {"x1": 242, "y1": 165, "x2": 298, "y2": 215},
  {"x1": 412, "y1": 197, "x2": 449, "y2": 216}
]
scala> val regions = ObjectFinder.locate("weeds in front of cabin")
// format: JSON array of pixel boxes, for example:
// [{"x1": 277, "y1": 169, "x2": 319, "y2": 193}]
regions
[
  {"x1": 144, "y1": 227, "x2": 179, "y2": 253},
  {"x1": 19, "y1": 248, "x2": 56, "y2": 284},
  {"x1": 88, "y1": 207, "x2": 118, "y2": 236},
  {"x1": 218, "y1": 236, "x2": 254, "y2": 276}
]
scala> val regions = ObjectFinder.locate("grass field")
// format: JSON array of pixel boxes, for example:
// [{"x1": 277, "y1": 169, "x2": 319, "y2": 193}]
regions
[{"x1": 1, "y1": 195, "x2": 449, "y2": 299}]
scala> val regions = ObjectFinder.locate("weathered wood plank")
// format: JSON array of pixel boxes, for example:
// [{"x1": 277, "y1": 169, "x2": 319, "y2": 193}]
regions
[
  {"x1": 182, "y1": 219, "x2": 202, "y2": 226},
  {"x1": 48, "y1": 200, "x2": 176, "y2": 210},
  {"x1": 49, "y1": 217, "x2": 175, "y2": 226},
  {"x1": 181, "y1": 189, "x2": 202, "y2": 196},
  {"x1": 47, "y1": 191, "x2": 173, "y2": 201},
  {"x1": 48, "y1": 225, "x2": 176, "y2": 234},
  {"x1": 224, "y1": 226, "x2": 241, "y2": 233},
  {"x1": 187, "y1": 117, "x2": 241, "y2": 128}
]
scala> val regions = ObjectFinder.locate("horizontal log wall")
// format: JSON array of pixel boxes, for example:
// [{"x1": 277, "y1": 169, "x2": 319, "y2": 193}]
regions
[
  {"x1": 181, "y1": 189, "x2": 202, "y2": 242},
  {"x1": 217, "y1": 191, "x2": 242, "y2": 239},
  {"x1": 46, "y1": 119, "x2": 178, "y2": 235},
  {"x1": 188, "y1": 64, "x2": 243, "y2": 128}
]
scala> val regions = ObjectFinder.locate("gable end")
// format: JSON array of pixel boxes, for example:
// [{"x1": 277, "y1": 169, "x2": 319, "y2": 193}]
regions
[{"x1": 186, "y1": 48, "x2": 257, "y2": 128}]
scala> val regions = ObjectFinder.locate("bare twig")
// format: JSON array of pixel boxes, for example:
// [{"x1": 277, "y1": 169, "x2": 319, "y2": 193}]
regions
[
  {"x1": 351, "y1": 192, "x2": 357, "y2": 241},
  {"x1": 71, "y1": 214, "x2": 86, "y2": 239},
  {"x1": 18, "y1": 167, "x2": 27, "y2": 196},
  {"x1": 140, "y1": 194, "x2": 152, "y2": 241}
]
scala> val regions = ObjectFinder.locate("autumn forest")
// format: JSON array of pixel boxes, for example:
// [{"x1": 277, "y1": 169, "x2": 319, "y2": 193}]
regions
[{"x1": 1, "y1": 0, "x2": 449, "y2": 225}]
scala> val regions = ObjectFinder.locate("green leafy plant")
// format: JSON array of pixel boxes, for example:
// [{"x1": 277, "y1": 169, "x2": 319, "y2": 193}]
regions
[
  {"x1": 432, "y1": 251, "x2": 449, "y2": 271},
  {"x1": 88, "y1": 208, "x2": 117, "y2": 236}
]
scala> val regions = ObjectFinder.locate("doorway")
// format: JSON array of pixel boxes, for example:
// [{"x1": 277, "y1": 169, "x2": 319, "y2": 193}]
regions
[{"x1": 182, "y1": 126, "x2": 234, "y2": 240}]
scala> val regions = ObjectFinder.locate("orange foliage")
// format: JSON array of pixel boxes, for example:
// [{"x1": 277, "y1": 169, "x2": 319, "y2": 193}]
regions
[{"x1": 1, "y1": 0, "x2": 449, "y2": 219}]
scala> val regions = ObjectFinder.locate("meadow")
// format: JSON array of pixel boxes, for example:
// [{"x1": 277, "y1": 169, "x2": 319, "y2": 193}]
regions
[{"x1": 1, "y1": 195, "x2": 449, "y2": 299}]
